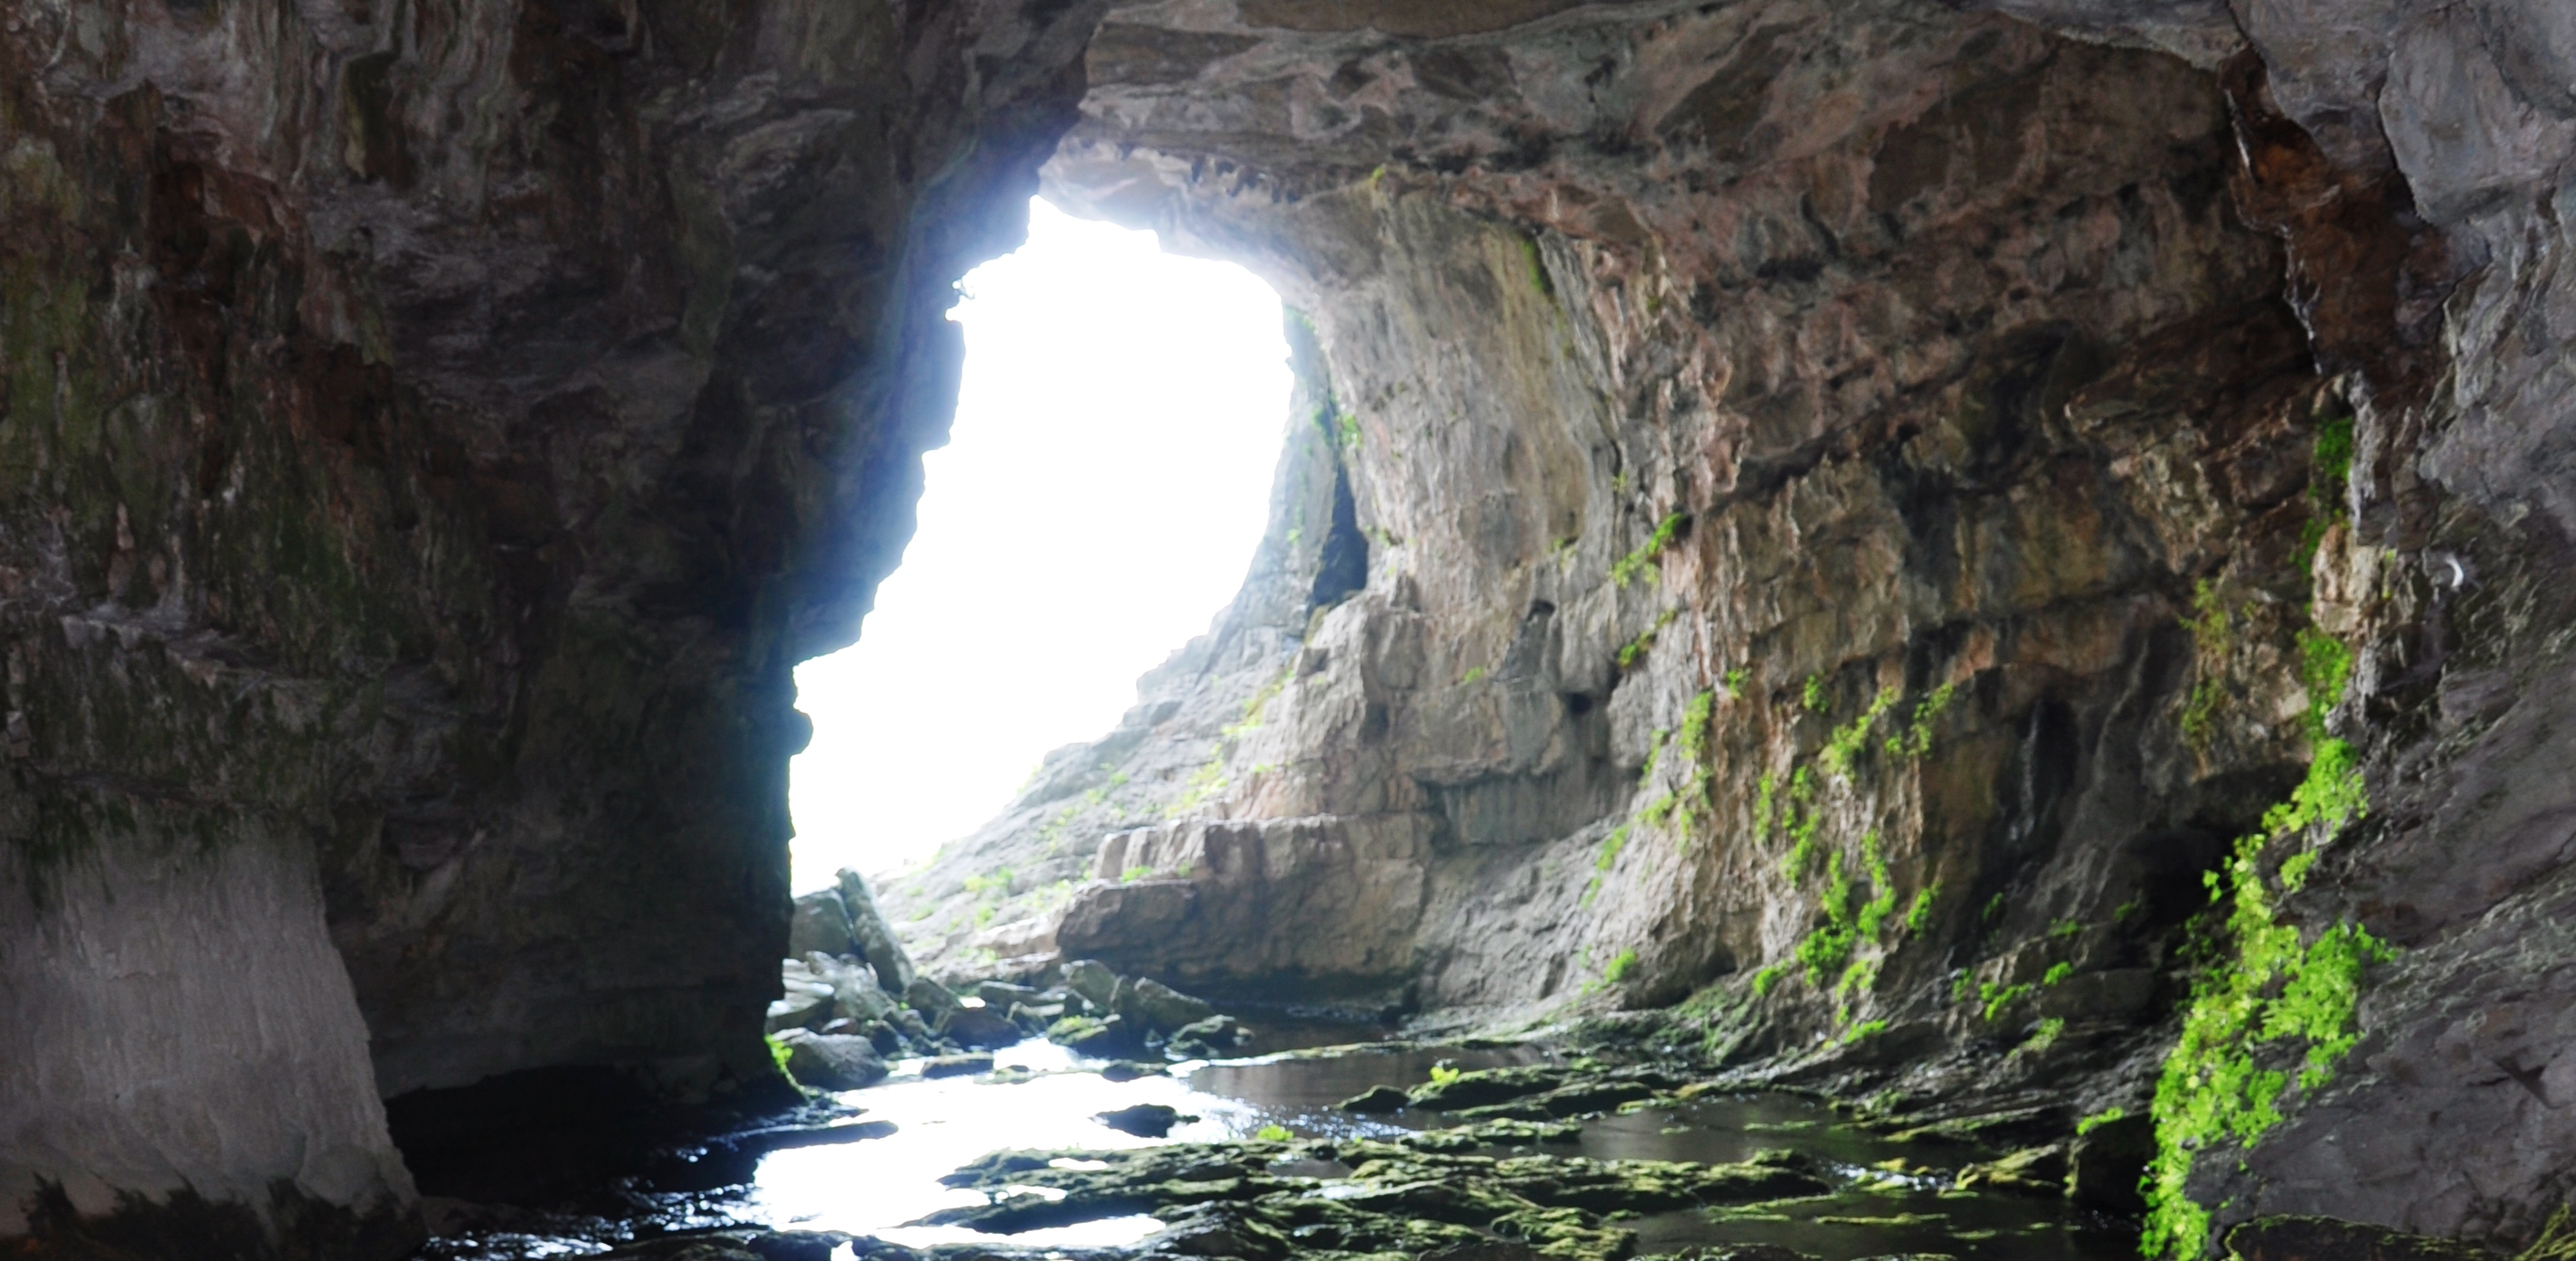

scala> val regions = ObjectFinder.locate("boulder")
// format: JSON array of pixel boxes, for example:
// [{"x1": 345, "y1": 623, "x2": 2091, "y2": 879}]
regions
[
  {"x1": 1094, "y1": 1103, "x2": 1195, "y2": 1138},
  {"x1": 977, "y1": 981, "x2": 1042, "y2": 1007},
  {"x1": 787, "y1": 890, "x2": 858, "y2": 958},
  {"x1": 1050, "y1": 1013, "x2": 1145, "y2": 1057},
  {"x1": 1339, "y1": 1085, "x2": 1411, "y2": 1114},
  {"x1": 1953, "y1": 1144, "x2": 2067, "y2": 1196},
  {"x1": 774, "y1": 1030, "x2": 889, "y2": 1090},
  {"x1": 1063, "y1": 958, "x2": 1121, "y2": 1009},
  {"x1": 945, "y1": 1004, "x2": 1025, "y2": 1050},
  {"x1": 904, "y1": 976, "x2": 966, "y2": 1031},
  {"x1": 1007, "y1": 1000, "x2": 1065, "y2": 1033},
  {"x1": 837, "y1": 868, "x2": 918, "y2": 994},
  {"x1": 1406, "y1": 1066, "x2": 1566, "y2": 1111},
  {"x1": 767, "y1": 962, "x2": 838, "y2": 1033},
  {"x1": 922, "y1": 1054, "x2": 995, "y2": 1079},
  {"x1": 1117, "y1": 976, "x2": 1217, "y2": 1033},
  {"x1": 765, "y1": 990, "x2": 831, "y2": 1035},
  {"x1": 1168, "y1": 1015, "x2": 1249, "y2": 1058}
]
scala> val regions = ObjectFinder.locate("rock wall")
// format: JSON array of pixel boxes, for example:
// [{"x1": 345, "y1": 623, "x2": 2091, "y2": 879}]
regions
[
  {"x1": 0, "y1": 0, "x2": 1101, "y2": 1252},
  {"x1": 895, "y1": 0, "x2": 2576, "y2": 1250},
  {"x1": 5, "y1": 0, "x2": 2571, "y2": 1253}
]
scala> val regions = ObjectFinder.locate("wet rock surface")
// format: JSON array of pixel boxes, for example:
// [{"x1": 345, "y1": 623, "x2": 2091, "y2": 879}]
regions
[
  {"x1": 413, "y1": 1036, "x2": 2142, "y2": 1261},
  {"x1": 886, "y1": 0, "x2": 2576, "y2": 1252},
  {"x1": 0, "y1": 0, "x2": 1104, "y2": 1250},
  {"x1": 6, "y1": 0, "x2": 2576, "y2": 1255}
]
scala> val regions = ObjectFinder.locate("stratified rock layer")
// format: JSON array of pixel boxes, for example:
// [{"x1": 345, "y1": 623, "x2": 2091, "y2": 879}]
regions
[
  {"x1": 895, "y1": 0, "x2": 2576, "y2": 1250},
  {"x1": 0, "y1": 0, "x2": 1102, "y2": 1251}
]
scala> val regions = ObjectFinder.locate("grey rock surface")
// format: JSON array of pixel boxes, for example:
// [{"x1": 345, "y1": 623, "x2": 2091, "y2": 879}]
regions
[
  {"x1": 0, "y1": 0, "x2": 1102, "y2": 1247},
  {"x1": 899, "y1": 0, "x2": 2576, "y2": 1247},
  {"x1": 772, "y1": 1031, "x2": 889, "y2": 1092},
  {"x1": 0, "y1": 832, "x2": 418, "y2": 1243}
]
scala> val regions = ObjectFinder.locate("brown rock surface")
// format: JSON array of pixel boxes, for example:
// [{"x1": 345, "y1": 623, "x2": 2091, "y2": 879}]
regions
[
  {"x1": 895, "y1": 0, "x2": 2576, "y2": 1248},
  {"x1": 0, "y1": 0, "x2": 1103, "y2": 1249},
  {"x1": 6, "y1": 0, "x2": 2576, "y2": 1253}
]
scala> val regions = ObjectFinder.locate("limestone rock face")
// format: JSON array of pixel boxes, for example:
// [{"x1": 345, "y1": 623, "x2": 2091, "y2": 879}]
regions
[
  {"x1": 0, "y1": 0, "x2": 1101, "y2": 1250},
  {"x1": 980, "y1": 0, "x2": 2315, "y2": 1038},
  {"x1": 900, "y1": 0, "x2": 2576, "y2": 1247}
]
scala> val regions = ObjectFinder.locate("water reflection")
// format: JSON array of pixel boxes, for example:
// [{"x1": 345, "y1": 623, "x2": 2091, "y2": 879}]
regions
[{"x1": 749, "y1": 1038, "x2": 2134, "y2": 1261}]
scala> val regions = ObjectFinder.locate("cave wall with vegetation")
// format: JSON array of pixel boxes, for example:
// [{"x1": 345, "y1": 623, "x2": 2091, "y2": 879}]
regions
[
  {"x1": 4, "y1": 0, "x2": 2571, "y2": 1255},
  {"x1": 890, "y1": 0, "x2": 2576, "y2": 1251},
  {"x1": 0, "y1": 0, "x2": 1103, "y2": 1253}
]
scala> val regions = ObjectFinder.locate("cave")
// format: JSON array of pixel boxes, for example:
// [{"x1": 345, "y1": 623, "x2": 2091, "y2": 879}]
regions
[{"x1": 5, "y1": 2, "x2": 2575, "y2": 1260}]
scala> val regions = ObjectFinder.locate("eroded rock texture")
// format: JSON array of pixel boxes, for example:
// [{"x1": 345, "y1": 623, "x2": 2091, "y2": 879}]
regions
[
  {"x1": 0, "y1": 0, "x2": 1101, "y2": 1251},
  {"x1": 6, "y1": 0, "x2": 2574, "y2": 1255},
  {"x1": 892, "y1": 0, "x2": 2576, "y2": 1249},
  {"x1": 912, "y1": 0, "x2": 2312, "y2": 1040}
]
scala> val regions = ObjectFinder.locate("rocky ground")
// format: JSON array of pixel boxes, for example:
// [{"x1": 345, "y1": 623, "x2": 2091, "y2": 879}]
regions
[{"x1": 413, "y1": 1021, "x2": 2576, "y2": 1261}]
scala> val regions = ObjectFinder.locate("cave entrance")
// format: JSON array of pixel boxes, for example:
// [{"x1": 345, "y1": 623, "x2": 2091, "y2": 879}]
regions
[{"x1": 787, "y1": 198, "x2": 1291, "y2": 893}]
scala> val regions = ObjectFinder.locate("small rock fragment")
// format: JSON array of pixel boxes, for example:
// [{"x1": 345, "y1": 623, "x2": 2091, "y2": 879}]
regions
[
  {"x1": 944, "y1": 1003, "x2": 1023, "y2": 1050},
  {"x1": 772, "y1": 1030, "x2": 889, "y2": 1090},
  {"x1": 1339, "y1": 1085, "x2": 1410, "y2": 1113},
  {"x1": 921, "y1": 1053, "x2": 995, "y2": 1078},
  {"x1": 1094, "y1": 1103, "x2": 1196, "y2": 1137}
]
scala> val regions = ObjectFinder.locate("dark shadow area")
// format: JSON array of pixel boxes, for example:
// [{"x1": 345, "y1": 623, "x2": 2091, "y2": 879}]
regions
[{"x1": 385, "y1": 1065, "x2": 816, "y2": 1209}]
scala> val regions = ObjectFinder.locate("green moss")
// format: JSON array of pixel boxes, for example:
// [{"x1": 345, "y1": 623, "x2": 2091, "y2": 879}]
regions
[
  {"x1": 2311, "y1": 408, "x2": 2355, "y2": 493},
  {"x1": 1167, "y1": 750, "x2": 1229, "y2": 817},
  {"x1": 1751, "y1": 773, "x2": 1777, "y2": 845},
  {"x1": 2297, "y1": 405, "x2": 2357, "y2": 569},
  {"x1": 1840, "y1": 1019, "x2": 1889, "y2": 1045},
  {"x1": 1610, "y1": 512, "x2": 1688, "y2": 588},
  {"x1": 1593, "y1": 824, "x2": 1631, "y2": 873},
  {"x1": 2179, "y1": 580, "x2": 2233, "y2": 752},
  {"x1": 2143, "y1": 735, "x2": 2391, "y2": 1260},
  {"x1": 1886, "y1": 681, "x2": 1960, "y2": 760},
  {"x1": 1663, "y1": 689, "x2": 1719, "y2": 842},
  {"x1": 1616, "y1": 608, "x2": 1680, "y2": 669},
  {"x1": 1979, "y1": 981, "x2": 2035, "y2": 1022},
  {"x1": 765, "y1": 1032, "x2": 796, "y2": 1078},
  {"x1": 1518, "y1": 233, "x2": 1554, "y2": 299},
  {"x1": 1821, "y1": 686, "x2": 1901, "y2": 777},
  {"x1": 2021, "y1": 1017, "x2": 2066, "y2": 1055},
  {"x1": 1903, "y1": 886, "x2": 1939, "y2": 934},
  {"x1": 2042, "y1": 962, "x2": 2073, "y2": 987},
  {"x1": 1750, "y1": 962, "x2": 1788, "y2": 997},
  {"x1": 1723, "y1": 667, "x2": 1751, "y2": 697},
  {"x1": 1853, "y1": 833, "x2": 1898, "y2": 942},
  {"x1": 1582, "y1": 823, "x2": 1633, "y2": 907},
  {"x1": 2519, "y1": 1206, "x2": 2576, "y2": 1261},
  {"x1": 2076, "y1": 1106, "x2": 2127, "y2": 1136},
  {"x1": 1801, "y1": 674, "x2": 1830, "y2": 714},
  {"x1": 2297, "y1": 628, "x2": 2353, "y2": 743},
  {"x1": 1461, "y1": 665, "x2": 1490, "y2": 686},
  {"x1": 1604, "y1": 949, "x2": 1639, "y2": 984},
  {"x1": 1833, "y1": 957, "x2": 1879, "y2": 1005}
]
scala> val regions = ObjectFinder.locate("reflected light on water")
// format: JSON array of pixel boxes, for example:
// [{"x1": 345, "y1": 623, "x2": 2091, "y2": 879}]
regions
[{"x1": 749, "y1": 1041, "x2": 1269, "y2": 1246}]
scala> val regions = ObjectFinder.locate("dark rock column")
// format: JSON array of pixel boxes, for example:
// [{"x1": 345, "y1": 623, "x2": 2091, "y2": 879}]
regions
[{"x1": 0, "y1": 0, "x2": 1106, "y2": 1252}]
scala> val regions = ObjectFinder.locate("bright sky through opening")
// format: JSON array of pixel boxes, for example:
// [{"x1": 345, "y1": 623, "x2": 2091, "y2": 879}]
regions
[{"x1": 787, "y1": 200, "x2": 1291, "y2": 891}]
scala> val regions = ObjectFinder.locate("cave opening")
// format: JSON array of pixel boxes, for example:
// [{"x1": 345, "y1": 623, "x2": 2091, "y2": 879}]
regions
[{"x1": 786, "y1": 199, "x2": 1292, "y2": 893}]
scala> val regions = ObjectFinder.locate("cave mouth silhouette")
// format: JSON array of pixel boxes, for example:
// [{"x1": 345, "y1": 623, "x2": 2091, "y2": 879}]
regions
[{"x1": 785, "y1": 199, "x2": 1293, "y2": 893}]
